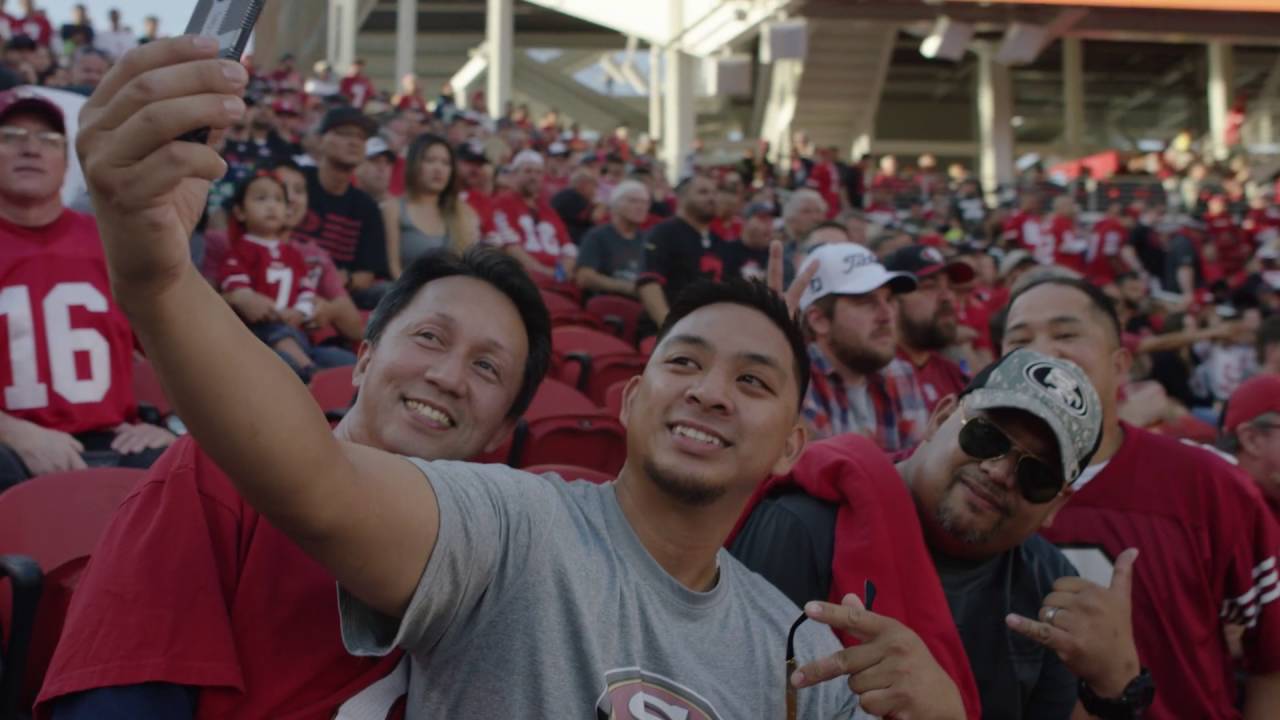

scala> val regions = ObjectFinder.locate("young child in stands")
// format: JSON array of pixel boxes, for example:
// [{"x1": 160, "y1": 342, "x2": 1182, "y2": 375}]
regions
[{"x1": 218, "y1": 171, "x2": 355, "y2": 380}]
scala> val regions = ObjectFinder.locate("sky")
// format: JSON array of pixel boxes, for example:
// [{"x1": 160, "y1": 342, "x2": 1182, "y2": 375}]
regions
[{"x1": 38, "y1": 0, "x2": 189, "y2": 36}]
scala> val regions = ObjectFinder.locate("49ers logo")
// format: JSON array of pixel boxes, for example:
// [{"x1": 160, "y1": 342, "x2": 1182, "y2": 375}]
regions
[{"x1": 596, "y1": 668, "x2": 721, "y2": 720}]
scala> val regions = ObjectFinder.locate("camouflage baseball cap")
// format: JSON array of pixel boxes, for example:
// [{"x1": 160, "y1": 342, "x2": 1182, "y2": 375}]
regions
[{"x1": 960, "y1": 349, "x2": 1103, "y2": 484}]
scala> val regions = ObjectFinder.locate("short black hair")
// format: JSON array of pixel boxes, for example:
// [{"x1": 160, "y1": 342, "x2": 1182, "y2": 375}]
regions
[
  {"x1": 1004, "y1": 275, "x2": 1122, "y2": 346},
  {"x1": 656, "y1": 280, "x2": 810, "y2": 409},
  {"x1": 1259, "y1": 315, "x2": 1280, "y2": 364},
  {"x1": 365, "y1": 248, "x2": 552, "y2": 419}
]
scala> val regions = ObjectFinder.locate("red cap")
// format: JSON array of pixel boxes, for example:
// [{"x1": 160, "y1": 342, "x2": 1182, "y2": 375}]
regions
[
  {"x1": 0, "y1": 88, "x2": 65, "y2": 135},
  {"x1": 1224, "y1": 374, "x2": 1280, "y2": 433}
]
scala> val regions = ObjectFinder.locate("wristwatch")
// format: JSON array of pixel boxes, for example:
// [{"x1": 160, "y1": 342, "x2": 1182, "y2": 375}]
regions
[{"x1": 1078, "y1": 668, "x2": 1155, "y2": 720}]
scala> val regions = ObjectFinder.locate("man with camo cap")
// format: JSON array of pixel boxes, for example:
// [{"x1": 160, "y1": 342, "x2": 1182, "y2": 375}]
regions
[{"x1": 735, "y1": 349, "x2": 1151, "y2": 720}]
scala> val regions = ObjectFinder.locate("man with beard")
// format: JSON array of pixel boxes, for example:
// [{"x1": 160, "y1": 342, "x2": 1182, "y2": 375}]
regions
[
  {"x1": 885, "y1": 244, "x2": 975, "y2": 411},
  {"x1": 735, "y1": 350, "x2": 1149, "y2": 719},
  {"x1": 1002, "y1": 276, "x2": 1280, "y2": 719},
  {"x1": 797, "y1": 243, "x2": 926, "y2": 451},
  {"x1": 636, "y1": 173, "x2": 723, "y2": 330}
]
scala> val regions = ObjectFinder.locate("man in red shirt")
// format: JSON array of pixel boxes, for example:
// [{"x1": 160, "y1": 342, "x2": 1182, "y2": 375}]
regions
[
  {"x1": 1205, "y1": 195, "x2": 1252, "y2": 279},
  {"x1": 1002, "y1": 193, "x2": 1047, "y2": 264},
  {"x1": 455, "y1": 140, "x2": 498, "y2": 245},
  {"x1": 339, "y1": 58, "x2": 377, "y2": 109},
  {"x1": 1222, "y1": 374, "x2": 1280, "y2": 520},
  {"x1": 1002, "y1": 276, "x2": 1280, "y2": 719},
  {"x1": 1045, "y1": 196, "x2": 1088, "y2": 274},
  {"x1": 1084, "y1": 201, "x2": 1130, "y2": 288},
  {"x1": 37, "y1": 249, "x2": 554, "y2": 720},
  {"x1": 884, "y1": 244, "x2": 975, "y2": 411},
  {"x1": 13, "y1": 0, "x2": 51, "y2": 46},
  {"x1": 491, "y1": 149, "x2": 576, "y2": 279},
  {"x1": 806, "y1": 145, "x2": 843, "y2": 219},
  {"x1": 0, "y1": 90, "x2": 172, "y2": 490}
]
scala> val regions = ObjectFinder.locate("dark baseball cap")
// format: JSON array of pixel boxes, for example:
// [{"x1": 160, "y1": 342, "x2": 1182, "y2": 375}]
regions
[
  {"x1": 0, "y1": 89, "x2": 65, "y2": 134},
  {"x1": 319, "y1": 106, "x2": 377, "y2": 137},
  {"x1": 883, "y1": 244, "x2": 976, "y2": 284},
  {"x1": 457, "y1": 140, "x2": 488, "y2": 164}
]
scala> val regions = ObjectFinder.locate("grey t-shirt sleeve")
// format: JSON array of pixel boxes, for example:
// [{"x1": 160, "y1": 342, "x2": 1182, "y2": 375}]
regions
[{"x1": 338, "y1": 459, "x2": 560, "y2": 657}]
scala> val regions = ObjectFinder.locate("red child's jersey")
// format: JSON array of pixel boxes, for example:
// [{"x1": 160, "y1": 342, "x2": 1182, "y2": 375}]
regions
[
  {"x1": 218, "y1": 235, "x2": 317, "y2": 316},
  {"x1": 1085, "y1": 216, "x2": 1128, "y2": 286},
  {"x1": 0, "y1": 210, "x2": 136, "y2": 434},
  {"x1": 36, "y1": 437, "x2": 407, "y2": 719},
  {"x1": 1043, "y1": 425, "x2": 1280, "y2": 720},
  {"x1": 491, "y1": 191, "x2": 577, "y2": 268}
]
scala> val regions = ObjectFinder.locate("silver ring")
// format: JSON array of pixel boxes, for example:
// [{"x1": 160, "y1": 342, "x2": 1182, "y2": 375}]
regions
[{"x1": 1045, "y1": 606, "x2": 1061, "y2": 625}]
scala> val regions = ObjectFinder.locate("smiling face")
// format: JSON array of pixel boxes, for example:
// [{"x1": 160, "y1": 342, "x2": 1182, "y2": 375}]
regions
[
  {"x1": 910, "y1": 403, "x2": 1066, "y2": 559},
  {"x1": 621, "y1": 303, "x2": 805, "y2": 507},
  {"x1": 350, "y1": 276, "x2": 527, "y2": 460}
]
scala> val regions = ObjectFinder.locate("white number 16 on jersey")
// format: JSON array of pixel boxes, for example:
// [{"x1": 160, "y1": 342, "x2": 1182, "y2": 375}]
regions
[{"x1": 1, "y1": 283, "x2": 113, "y2": 410}]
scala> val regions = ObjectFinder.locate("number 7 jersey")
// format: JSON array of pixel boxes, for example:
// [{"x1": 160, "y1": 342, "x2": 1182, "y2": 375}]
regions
[{"x1": 0, "y1": 210, "x2": 137, "y2": 434}]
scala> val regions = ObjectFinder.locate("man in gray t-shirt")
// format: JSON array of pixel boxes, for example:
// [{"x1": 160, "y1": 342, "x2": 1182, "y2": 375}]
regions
[
  {"x1": 576, "y1": 179, "x2": 649, "y2": 299},
  {"x1": 341, "y1": 460, "x2": 861, "y2": 717},
  {"x1": 90, "y1": 63, "x2": 959, "y2": 716}
]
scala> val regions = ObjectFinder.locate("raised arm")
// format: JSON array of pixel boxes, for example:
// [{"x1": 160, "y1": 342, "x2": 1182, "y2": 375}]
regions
[{"x1": 79, "y1": 38, "x2": 437, "y2": 618}]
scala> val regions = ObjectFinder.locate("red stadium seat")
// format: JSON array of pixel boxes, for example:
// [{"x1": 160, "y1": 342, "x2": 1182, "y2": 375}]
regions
[
  {"x1": 508, "y1": 380, "x2": 626, "y2": 476},
  {"x1": 525, "y1": 464, "x2": 615, "y2": 485},
  {"x1": 0, "y1": 468, "x2": 145, "y2": 710},
  {"x1": 309, "y1": 365, "x2": 356, "y2": 418},
  {"x1": 585, "y1": 295, "x2": 644, "y2": 345},
  {"x1": 540, "y1": 291, "x2": 602, "y2": 330},
  {"x1": 531, "y1": 274, "x2": 582, "y2": 304},
  {"x1": 552, "y1": 326, "x2": 646, "y2": 406}
]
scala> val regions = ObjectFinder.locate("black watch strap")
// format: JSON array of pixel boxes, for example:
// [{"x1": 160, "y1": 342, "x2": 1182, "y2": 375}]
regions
[{"x1": 1078, "y1": 667, "x2": 1155, "y2": 720}]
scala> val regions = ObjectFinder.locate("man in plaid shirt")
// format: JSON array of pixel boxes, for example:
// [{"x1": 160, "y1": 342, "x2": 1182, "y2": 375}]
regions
[{"x1": 798, "y1": 244, "x2": 931, "y2": 452}]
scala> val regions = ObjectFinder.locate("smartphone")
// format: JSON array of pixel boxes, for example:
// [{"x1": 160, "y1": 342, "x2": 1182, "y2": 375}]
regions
[{"x1": 179, "y1": 0, "x2": 266, "y2": 144}]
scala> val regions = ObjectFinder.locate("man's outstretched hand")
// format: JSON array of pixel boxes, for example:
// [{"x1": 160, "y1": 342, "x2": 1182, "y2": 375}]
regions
[{"x1": 78, "y1": 37, "x2": 248, "y2": 299}]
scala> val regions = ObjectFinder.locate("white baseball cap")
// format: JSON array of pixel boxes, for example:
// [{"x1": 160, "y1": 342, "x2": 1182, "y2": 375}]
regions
[
  {"x1": 511, "y1": 149, "x2": 545, "y2": 169},
  {"x1": 798, "y1": 243, "x2": 917, "y2": 311}
]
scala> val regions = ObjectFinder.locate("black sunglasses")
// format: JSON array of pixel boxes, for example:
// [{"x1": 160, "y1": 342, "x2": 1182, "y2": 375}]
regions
[
  {"x1": 958, "y1": 410, "x2": 1064, "y2": 504},
  {"x1": 785, "y1": 581, "x2": 876, "y2": 718}
]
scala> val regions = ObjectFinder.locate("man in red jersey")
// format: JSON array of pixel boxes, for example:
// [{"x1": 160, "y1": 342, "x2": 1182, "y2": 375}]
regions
[
  {"x1": 1205, "y1": 195, "x2": 1252, "y2": 279},
  {"x1": 1044, "y1": 196, "x2": 1088, "y2": 275},
  {"x1": 455, "y1": 140, "x2": 498, "y2": 245},
  {"x1": 1001, "y1": 275, "x2": 1280, "y2": 720},
  {"x1": 491, "y1": 149, "x2": 576, "y2": 278},
  {"x1": 883, "y1": 244, "x2": 975, "y2": 411},
  {"x1": 1002, "y1": 193, "x2": 1048, "y2": 264},
  {"x1": 37, "y1": 249, "x2": 553, "y2": 720},
  {"x1": 339, "y1": 58, "x2": 377, "y2": 109},
  {"x1": 1222, "y1": 374, "x2": 1280, "y2": 520},
  {"x1": 0, "y1": 89, "x2": 172, "y2": 490},
  {"x1": 1084, "y1": 202, "x2": 1130, "y2": 288}
]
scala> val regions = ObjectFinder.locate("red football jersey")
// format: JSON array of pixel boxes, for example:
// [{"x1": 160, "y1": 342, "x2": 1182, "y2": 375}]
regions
[
  {"x1": 339, "y1": 75, "x2": 377, "y2": 109},
  {"x1": 1004, "y1": 212, "x2": 1051, "y2": 265},
  {"x1": 491, "y1": 190, "x2": 577, "y2": 268},
  {"x1": 806, "y1": 161, "x2": 842, "y2": 219},
  {"x1": 1085, "y1": 217, "x2": 1128, "y2": 286},
  {"x1": 461, "y1": 188, "x2": 499, "y2": 246},
  {"x1": 36, "y1": 437, "x2": 406, "y2": 720},
  {"x1": 0, "y1": 211, "x2": 135, "y2": 434},
  {"x1": 1205, "y1": 212, "x2": 1252, "y2": 277},
  {"x1": 902, "y1": 350, "x2": 968, "y2": 412},
  {"x1": 218, "y1": 235, "x2": 317, "y2": 316},
  {"x1": 1046, "y1": 215, "x2": 1088, "y2": 273},
  {"x1": 709, "y1": 216, "x2": 744, "y2": 243},
  {"x1": 1042, "y1": 425, "x2": 1280, "y2": 720}
]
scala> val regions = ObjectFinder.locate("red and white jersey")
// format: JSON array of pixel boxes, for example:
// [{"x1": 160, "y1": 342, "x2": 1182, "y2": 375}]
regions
[
  {"x1": 1085, "y1": 216, "x2": 1127, "y2": 286},
  {"x1": 1045, "y1": 215, "x2": 1087, "y2": 273},
  {"x1": 0, "y1": 210, "x2": 135, "y2": 434},
  {"x1": 806, "y1": 161, "x2": 842, "y2": 219},
  {"x1": 1003, "y1": 212, "x2": 1050, "y2": 264},
  {"x1": 36, "y1": 437, "x2": 407, "y2": 720},
  {"x1": 491, "y1": 190, "x2": 578, "y2": 268},
  {"x1": 218, "y1": 235, "x2": 317, "y2": 317},
  {"x1": 339, "y1": 75, "x2": 378, "y2": 109},
  {"x1": 461, "y1": 188, "x2": 499, "y2": 247},
  {"x1": 1042, "y1": 424, "x2": 1280, "y2": 720},
  {"x1": 12, "y1": 12, "x2": 52, "y2": 45}
]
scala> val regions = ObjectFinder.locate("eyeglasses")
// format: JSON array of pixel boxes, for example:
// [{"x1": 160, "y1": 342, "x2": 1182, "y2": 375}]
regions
[
  {"x1": 785, "y1": 581, "x2": 876, "y2": 718},
  {"x1": 0, "y1": 125, "x2": 66, "y2": 151},
  {"x1": 957, "y1": 408, "x2": 1064, "y2": 504}
]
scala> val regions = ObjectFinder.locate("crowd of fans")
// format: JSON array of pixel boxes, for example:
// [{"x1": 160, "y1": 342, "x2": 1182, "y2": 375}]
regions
[{"x1": 2, "y1": 9, "x2": 1280, "y2": 720}]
